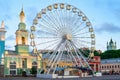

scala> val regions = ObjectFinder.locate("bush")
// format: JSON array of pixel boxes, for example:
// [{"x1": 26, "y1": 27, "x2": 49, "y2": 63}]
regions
[
  {"x1": 22, "y1": 71, "x2": 27, "y2": 77},
  {"x1": 30, "y1": 67, "x2": 37, "y2": 75}
]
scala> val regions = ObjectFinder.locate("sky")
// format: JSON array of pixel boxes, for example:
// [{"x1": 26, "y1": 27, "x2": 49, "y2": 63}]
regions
[{"x1": 0, "y1": 0, "x2": 120, "y2": 51}]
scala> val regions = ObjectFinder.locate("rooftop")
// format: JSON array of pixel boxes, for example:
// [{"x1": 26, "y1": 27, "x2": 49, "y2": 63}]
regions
[{"x1": 101, "y1": 58, "x2": 120, "y2": 64}]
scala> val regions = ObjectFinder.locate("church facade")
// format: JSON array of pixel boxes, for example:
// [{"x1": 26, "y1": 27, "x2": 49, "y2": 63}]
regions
[
  {"x1": 3, "y1": 8, "x2": 42, "y2": 76},
  {"x1": 107, "y1": 39, "x2": 117, "y2": 50}
]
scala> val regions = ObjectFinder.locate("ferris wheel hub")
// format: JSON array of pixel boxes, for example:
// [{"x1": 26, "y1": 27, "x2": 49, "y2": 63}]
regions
[{"x1": 65, "y1": 34, "x2": 72, "y2": 40}]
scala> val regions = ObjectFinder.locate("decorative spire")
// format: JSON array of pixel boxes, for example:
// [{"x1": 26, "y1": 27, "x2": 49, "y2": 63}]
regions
[
  {"x1": 1, "y1": 21, "x2": 4, "y2": 28},
  {"x1": 115, "y1": 41, "x2": 116, "y2": 46},
  {"x1": 107, "y1": 42, "x2": 108, "y2": 46},
  {"x1": 110, "y1": 38, "x2": 113, "y2": 43},
  {"x1": 19, "y1": 7, "x2": 25, "y2": 22}
]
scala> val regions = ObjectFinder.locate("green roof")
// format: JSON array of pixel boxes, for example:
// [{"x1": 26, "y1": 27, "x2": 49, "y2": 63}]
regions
[{"x1": 18, "y1": 22, "x2": 26, "y2": 30}]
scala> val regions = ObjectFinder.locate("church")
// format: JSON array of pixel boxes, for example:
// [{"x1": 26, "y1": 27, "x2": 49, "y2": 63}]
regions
[
  {"x1": 107, "y1": 39, "x2": 117, "y2": 50},
  {"x1": 0, "y1": 8, "x2": 42, "y2": 76}
]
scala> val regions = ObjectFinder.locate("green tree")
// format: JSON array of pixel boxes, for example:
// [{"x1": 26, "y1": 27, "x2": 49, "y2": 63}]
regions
[
  {"x1": 100, "y1": 50, "x2": 120, "y2": 59},
  {"x1": 30, "y1": 67, "x2": 37, "y2": 75},
  {"x1": 94, "y1": 50, "x2": 100, "y2": 56}
]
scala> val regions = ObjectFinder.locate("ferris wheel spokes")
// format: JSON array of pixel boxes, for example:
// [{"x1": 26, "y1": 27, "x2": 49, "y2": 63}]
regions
[
  {"x1": 70, "y1": 40, "x2": 92, "y2": 70},
  {"x1": 68, "y1": 41, "x2": 84, "y2": 67}
]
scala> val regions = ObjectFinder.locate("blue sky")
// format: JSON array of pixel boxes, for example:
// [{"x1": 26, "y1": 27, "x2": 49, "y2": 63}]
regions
[{"x1": 0, "y1": 0, "x2": 120, "y2": 51}]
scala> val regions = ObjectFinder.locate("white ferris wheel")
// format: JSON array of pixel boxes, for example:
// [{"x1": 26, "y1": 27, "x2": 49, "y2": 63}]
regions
[{"x1": 30, "y1": 3, "x2": 95, "y2": 74}]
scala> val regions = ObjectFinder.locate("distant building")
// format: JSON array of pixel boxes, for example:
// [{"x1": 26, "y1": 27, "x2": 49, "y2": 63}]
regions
[
  {"x1": 107, "y1": 39, "x2": 116, "y2": 50},
  {"x1": 100, "y1": 58, "x2": 120, "y2": 74},
  {"x1": 89, "y1": 56, "x2": 101, "y2": 72}
]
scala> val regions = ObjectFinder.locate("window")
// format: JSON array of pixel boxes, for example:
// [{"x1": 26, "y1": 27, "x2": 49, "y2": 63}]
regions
[
  {"x1": 22, "y1": 58, "x2": 27, "y2": 68},
  {"x1": 102, "y1": 66, "x2": 104, "y2": 69},
  {"x1": 110, "y1": 66, "x2": 111, "y2": 68},
  {"x1": 32, "y1": 61, "x2": 37, "y2": 69},
  {"x1": 22, "y1": 37, "x2": 25, "y2": 45},
  {"x1": 10, "y1": 62, "x2": 16, "y2": 69},
  {"x1": 9, "y1": 61, "x2": 16, "y2": 75},
  {"x1": 104, "y1": 66, "x2": 106, "y2": 68},
  {"x1": 10, "y1": 65, "x2": 16, "y2": 69},
  {"x1": 96, "y1": 64, "x2": 98, "y2": 68},
  {"x1": 118, "y1": 65, "x2": 120, "y2": 68},
  {"x1": 32, "y1": 61, "x2": 37, "y2": 65},
  {"x1": 112, "y1": 65, "x2": 114, "y2": 68},
  {"x1": 10, "y1": 70, "x2": 16, "y2": 75},
  {"x1": 90, "y1": 64, "x2": 94, "y2": 67}
]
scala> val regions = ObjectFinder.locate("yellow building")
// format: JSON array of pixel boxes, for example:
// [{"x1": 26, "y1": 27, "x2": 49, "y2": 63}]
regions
[{"x1": 4, "y1": 8, "x2": 42, "y2": 76}]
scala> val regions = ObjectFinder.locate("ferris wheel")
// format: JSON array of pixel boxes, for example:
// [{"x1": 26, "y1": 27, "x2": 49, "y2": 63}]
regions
[{"x1": 30, "y1": 3, "x2": 95, "y2": 74}]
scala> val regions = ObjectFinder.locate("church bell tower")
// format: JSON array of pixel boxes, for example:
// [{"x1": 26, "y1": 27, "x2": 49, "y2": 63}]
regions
[{"x1": 15, "y1": 8, "x2": 29, "y2": 55}]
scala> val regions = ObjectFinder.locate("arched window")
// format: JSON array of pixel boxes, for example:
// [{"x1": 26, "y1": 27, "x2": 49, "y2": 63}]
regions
[
  {"x1": 22, "y1": 58, "x2": 27, "y2": 68},
  {"x1": 31, "y1": 61, "x2": 37, "y2": 74},
  {"x1": 22, "y1": 37, "x2": 25, "y2": 45},
  {"x1": 118, "y1": 65, "x2": 120, "y2": 68},
  {"x1": 32, "y1": 61, "x2": 37, "y2": 69},
  {"x1": 9, "y1": 61, "x2": 16, "y2": 75}
]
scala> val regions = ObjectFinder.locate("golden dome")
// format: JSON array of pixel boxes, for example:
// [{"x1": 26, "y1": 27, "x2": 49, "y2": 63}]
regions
[
  {"x1": 19, "y1": 7, "x2": 25, "y2": 22},
  {"x1": 20, "y1": 8, "x2": 25, "y2": 17}
]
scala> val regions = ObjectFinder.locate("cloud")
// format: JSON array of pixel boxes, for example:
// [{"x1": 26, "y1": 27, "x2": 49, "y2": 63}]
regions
[
  {"x1": 96, "y1": 23, "x2": 120, "y2": 33},
  {"x1": 6, "y1": 35, "x2": 15, "y2": 40}
]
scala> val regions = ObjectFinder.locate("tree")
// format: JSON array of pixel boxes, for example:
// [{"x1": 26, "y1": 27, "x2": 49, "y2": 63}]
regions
[
  {"x1": 94, "y1": 50, "x2": 100, "y2": 56},
  {"x1": 100, "y1": 50, "x2": 120, "y2": 59},
  {"x1": 22, "y1": 71, "x2": 27, "y2": 77},
  {"x1": 30, "y1": 67, "x2": 37, "y2": 75}
]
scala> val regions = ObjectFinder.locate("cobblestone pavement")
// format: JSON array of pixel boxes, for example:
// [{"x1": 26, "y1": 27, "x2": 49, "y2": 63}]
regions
[{"x1": 0, "y1": 75, "x2": 120, "y2": 80}]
